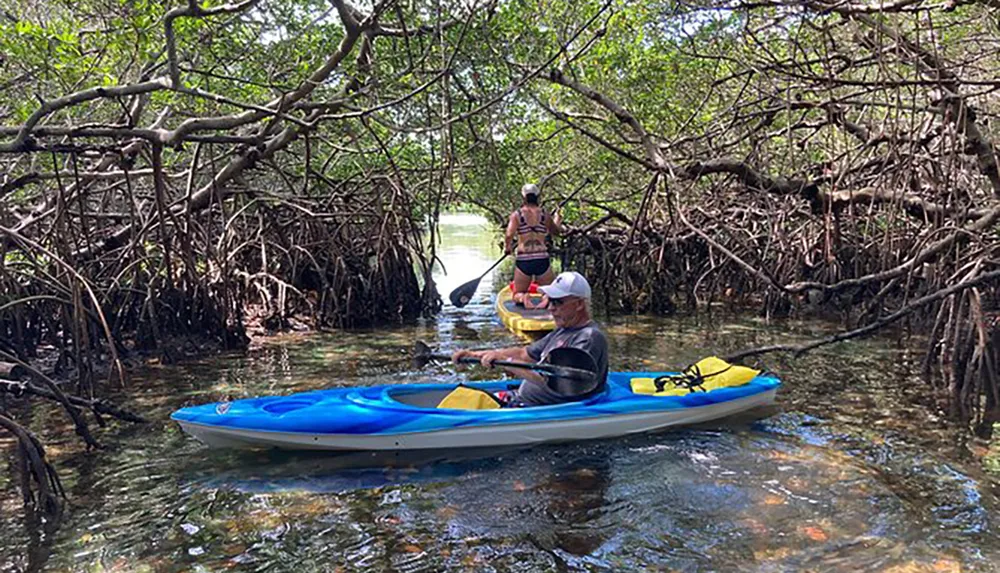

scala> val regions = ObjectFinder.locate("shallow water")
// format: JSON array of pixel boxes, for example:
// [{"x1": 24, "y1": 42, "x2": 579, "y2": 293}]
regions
[{"x1": 2, "y1": 213, "x2": 999, "y2": 572}]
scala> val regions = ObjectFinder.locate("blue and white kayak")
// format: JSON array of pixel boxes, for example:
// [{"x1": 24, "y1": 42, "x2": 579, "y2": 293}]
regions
[{"x1": 171, "y1": 372, "x2": 780, "y2": 451}]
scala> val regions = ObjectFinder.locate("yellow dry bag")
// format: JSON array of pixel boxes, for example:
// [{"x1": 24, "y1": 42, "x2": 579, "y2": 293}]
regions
[
  {"x1": 631, "y1": 356, "x2": 760, "y2": 396},
  {"x1": 436, "y1": 384, "x2": 503, "y2": 410}
]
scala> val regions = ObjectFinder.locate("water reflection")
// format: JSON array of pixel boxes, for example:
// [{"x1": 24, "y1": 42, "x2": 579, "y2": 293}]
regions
[
  {"x1": 529, "y1": 451, "x2": 612, "y2": 560},
  {"x1": 445, "y1": 317, "x2": 482, "y2": 342},
  {"x1": 185, "y1": 447, "x2": 523, "y2": 494},
  {"x1": 170, "y1": 427, "x2": 996, "y2": 571}
]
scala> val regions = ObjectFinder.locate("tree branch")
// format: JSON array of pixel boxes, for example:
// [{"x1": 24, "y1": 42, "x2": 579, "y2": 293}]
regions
[{"x1": 728, "y1": 267, "x2": 1000, "y2": 362}]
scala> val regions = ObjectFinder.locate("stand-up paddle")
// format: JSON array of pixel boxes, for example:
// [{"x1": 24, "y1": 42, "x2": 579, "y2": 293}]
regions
[
  {"x1": 553, "y1": 176, "x2": 592, "y2": 211},
  {"x1": 448, "y1": 177, "x2": 593, "y2": 308},
  {"x1": 448, "y1": 254, "x2": 508, "y2": 307}
]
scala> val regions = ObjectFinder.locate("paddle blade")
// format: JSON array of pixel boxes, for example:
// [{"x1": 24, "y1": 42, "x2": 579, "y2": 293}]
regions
[
  {"x1": 448, "y1": 277, "x2": 481, "y2": 308},
  {"x1": 448, "y1": 254, "x2": 508, "y2": 308},
  {"x1": 412, "y1": 341, "x2": 433, "y2": 368},
  {"x1": 544, "y1": 347, "x2": 599, "y2": 397}
]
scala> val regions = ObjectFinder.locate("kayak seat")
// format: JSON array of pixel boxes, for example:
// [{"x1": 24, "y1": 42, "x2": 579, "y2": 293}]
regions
[{"x1": 630, "y1": 357, "x2": 760, "y2": 396}]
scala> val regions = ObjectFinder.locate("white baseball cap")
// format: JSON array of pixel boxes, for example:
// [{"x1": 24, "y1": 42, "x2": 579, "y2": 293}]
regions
[
  {"x1": 520, "y1": 183, "x2": 540, "y2": 197},
  {"x1": 540, "y1": 271, "x2": 592, "y2": 299}
]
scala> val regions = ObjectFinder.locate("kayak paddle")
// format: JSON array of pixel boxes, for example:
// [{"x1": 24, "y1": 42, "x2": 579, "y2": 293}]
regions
[
  {"x1": 448, "y1": 254, "x2": 508, "y2": 308},
  {"x1": 413, "y1": 341, "x2": 598, "y2": 392}
]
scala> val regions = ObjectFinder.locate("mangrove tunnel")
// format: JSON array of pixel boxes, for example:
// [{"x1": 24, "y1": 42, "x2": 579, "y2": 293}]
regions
[{"x1": 2, "y1": 0, "x2": 1000, "y2": 564}]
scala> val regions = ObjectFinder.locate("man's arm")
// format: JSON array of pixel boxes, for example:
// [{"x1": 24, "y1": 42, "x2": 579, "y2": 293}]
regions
[
  {"x1": 452, "y1": 345, "x2": 531, "y2": 366},
  {"x1": 452, "y1": 346, "x2": 544, "y2": 383}
]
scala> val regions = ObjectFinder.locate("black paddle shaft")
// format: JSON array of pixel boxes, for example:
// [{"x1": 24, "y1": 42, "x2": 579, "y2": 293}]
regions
[{"x1": 554, "y1": 176, "x2": 592, "y2": 210}]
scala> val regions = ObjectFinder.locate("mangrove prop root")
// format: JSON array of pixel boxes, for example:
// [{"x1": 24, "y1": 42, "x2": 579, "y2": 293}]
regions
[
  {"x1": 0, "y1": 414, "x2": 65, "y2": 517},
  {"x1": 0, "y1": 351, "x2": 101, "y2": 449},
  {"x1": 1, "y1": 379, "x2": 148, "y2": 425}
]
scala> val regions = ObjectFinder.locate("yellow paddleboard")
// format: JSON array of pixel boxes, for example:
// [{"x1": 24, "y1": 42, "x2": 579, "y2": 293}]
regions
[{"x1": 495, "y1": 284, "x2": 555, "y2": 336}]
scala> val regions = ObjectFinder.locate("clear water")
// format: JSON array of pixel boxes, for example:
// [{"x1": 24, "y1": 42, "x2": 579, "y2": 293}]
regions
[{"x1": 2, "y1": 214, "x2": 998, "y2": 572}]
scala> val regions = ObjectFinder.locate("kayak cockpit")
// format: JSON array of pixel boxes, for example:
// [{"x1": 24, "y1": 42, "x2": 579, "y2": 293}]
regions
[{"x1": 386, "y1": 388, "x2": 455, "y2": 408}]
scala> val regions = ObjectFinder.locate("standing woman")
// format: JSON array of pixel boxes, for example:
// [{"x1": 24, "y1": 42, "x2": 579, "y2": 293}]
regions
[{"x1": 504, "y1": 183, "x2": 563, "y2": 308}]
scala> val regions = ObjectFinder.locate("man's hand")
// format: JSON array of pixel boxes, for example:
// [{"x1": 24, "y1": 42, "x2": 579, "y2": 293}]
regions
[
  {"x1": 553, "y1": 211, "x2": 563, "y2": 228},
  {"x1": 451, "y1": 349, "x2": 477, "y2": 364},
  {"x1": 479, "y1": 350, "x2": 504, "y2": 368}
]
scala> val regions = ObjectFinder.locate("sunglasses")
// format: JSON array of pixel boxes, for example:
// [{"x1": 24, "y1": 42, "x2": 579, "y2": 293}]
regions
[{"x1": 549, "y1": 297, "x2": 574, "y2": 307}]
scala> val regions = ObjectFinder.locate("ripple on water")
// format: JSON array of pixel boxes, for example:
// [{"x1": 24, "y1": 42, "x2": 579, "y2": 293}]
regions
[{"x1": 30, "y1": 399, "x2": 1000, "y2": 573}]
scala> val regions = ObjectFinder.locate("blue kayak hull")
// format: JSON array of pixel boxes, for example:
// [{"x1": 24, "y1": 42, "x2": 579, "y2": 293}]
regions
[{"x1": 171, "y1": 372, "x2": 780, "y2": 451}]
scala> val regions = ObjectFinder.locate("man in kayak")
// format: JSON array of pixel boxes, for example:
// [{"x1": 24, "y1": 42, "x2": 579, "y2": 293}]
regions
[
  {"x1": 504, "y1": 183, "x2": 563, "y2": 309},
  {"x1": 452, "y1": 271, "x2": 608, "y2": 406}
]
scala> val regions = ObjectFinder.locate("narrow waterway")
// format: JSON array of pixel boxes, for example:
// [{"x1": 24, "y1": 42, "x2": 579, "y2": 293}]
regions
[{"x1": 2, "y1": 213, "x2": 998, "y2": 572}]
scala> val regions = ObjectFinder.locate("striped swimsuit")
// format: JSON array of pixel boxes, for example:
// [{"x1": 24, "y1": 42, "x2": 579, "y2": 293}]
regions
[{"x1": 515, "y1": 208, "x2": 551, "y2": 276}]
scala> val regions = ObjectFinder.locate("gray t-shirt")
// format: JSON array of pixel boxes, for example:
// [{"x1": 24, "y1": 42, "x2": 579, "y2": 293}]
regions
[{"x1": 516, "y1": 321, "x2": 609, "y2": 406}]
